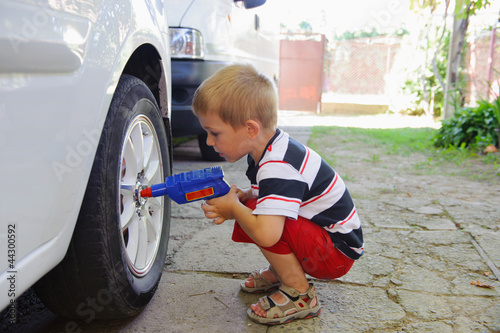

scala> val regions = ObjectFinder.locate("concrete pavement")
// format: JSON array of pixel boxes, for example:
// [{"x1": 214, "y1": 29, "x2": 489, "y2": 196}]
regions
[
  {"x1": 8, "y1": 113, "x2": 499, "y2": 333},
  {"x1": 118, "y1": 115, "x2": 499, "y2": 333}
]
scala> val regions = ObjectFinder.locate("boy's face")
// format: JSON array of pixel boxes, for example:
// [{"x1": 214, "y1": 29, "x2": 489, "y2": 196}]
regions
[{"x1": 197, "y1": 113, "x2": 251, "y2": 163}]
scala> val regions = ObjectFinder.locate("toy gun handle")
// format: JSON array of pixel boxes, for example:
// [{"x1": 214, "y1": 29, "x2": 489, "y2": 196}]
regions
[{"x1": 140, "y1": 166, "x2": 230, "y2": 204}]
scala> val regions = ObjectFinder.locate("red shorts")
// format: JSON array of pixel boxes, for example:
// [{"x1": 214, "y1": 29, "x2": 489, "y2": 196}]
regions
[{"x1": 232, "y1": 198, "x2": 354, "y2": 280}]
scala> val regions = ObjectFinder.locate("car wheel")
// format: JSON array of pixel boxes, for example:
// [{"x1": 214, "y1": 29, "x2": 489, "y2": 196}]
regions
[
  {"x1": 35, "y1": 74, "x2": 171, "y2": 319},
  {"x1": 197, "y1": 133, "x2": 225, "y2": 161}
]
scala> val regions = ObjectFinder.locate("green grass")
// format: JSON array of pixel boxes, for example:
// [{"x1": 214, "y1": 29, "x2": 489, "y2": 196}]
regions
[
  {"x1": 309, "y1": 126, "x2": 500, "y2": 180},
  {"x1": 312, "y1": 126, "x2": 435, "y2": 154},
  {"x1": 173, "y1": 136, "x2": 196, "y2": 147}
]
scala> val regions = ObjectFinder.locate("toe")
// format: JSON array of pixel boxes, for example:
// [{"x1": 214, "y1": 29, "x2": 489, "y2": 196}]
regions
[
  {"x1": 245, "y1": 275, "x2": 255, "y2": 288},
  {"x1": 250, "y1": 302, "x2": 267, "y2": 318}
]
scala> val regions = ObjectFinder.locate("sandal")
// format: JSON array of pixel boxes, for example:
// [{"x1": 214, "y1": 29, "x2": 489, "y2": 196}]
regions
[
  {"x1": 247, "y1": 283, "x2": 322, "y2": 325},
  {"x1": 240, "y1": 266, "x2": 281, "y2": 293}
]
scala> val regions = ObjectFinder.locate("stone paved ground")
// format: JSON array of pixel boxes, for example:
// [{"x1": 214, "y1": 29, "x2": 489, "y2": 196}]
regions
[
  {"x1": 164, "y1": 116, "x2": 500, "y2": 332},
  {"x1": 3, "y1": 114, "x2": 499, "y2": 333},
  {"x1": 279, "y1": 116, "x2": 500, "y2": 332}
]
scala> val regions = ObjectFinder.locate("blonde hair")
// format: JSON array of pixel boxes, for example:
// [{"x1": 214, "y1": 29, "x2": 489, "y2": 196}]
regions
[{"x1": 192, "y1": 64, "x2": 278, "y2": 130}]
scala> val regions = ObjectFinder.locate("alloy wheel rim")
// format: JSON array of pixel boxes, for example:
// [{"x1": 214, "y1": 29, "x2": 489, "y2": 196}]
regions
[{"x1": 119, "y1": 113, "x2": 164, "y2": 277}]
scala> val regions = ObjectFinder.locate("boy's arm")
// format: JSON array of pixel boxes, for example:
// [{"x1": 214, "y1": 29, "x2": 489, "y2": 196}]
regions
[{"x1": 202, "y1": 186, "x2": 285, "y2": 248}]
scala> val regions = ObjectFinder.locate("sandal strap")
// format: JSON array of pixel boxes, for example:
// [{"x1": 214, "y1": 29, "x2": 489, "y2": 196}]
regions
[
  {"x1": 279, "y1": 283, "x2": 317, "y2": 299},
  {"x1": 248, "y1": 266, "x2": 280, "y2": 289},
  {"x1": 258, "y1": 294, "x2": 296, "y2": 317},
  {"x1": 257, "y1": 283, "x2": 317, "y2": 318},
  {"x1": 250, "y1": 270, "x2": 271, "y2": 289},
  {"x1": 259, "y1": 295, "x2": 274, "y2": 311},
  {"x1": 278, "y1": 284, "x2": 300, "y2": 299}
]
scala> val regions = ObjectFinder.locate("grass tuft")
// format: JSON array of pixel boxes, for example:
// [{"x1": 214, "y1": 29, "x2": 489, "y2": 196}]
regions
[{"x1": 309, "y1": 126, "x2": 500, "y2": 181}]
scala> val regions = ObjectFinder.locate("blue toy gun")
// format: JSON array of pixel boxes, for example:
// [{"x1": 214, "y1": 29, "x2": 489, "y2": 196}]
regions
[{"x1": 140, "y1": 166, "x2": 230, "y2": 204}]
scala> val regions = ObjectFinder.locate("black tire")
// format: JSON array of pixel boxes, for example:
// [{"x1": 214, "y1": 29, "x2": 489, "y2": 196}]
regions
[
  {"x1": 197, "y1": 133, "x2": 225, "y2": 161},
  {"x1": 35, "y1": 74, "x2": 171, "y2": 319}
]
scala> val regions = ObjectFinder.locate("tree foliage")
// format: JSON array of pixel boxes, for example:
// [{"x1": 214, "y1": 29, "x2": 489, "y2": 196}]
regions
[
  {"x1": 333, "y1": 28, "x2": 409, "y2": 41},
  {"x1": 410, "y1": 0, "x2": 491, "y2": 119},
  {"x1": 410, "y1": 0, "x2": 490, "y2": 17}
]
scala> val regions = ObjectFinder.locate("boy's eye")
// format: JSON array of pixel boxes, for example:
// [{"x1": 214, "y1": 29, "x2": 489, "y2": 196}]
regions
[{"x1": 210, "y1": 131, "x2": 218, "y2": 137}]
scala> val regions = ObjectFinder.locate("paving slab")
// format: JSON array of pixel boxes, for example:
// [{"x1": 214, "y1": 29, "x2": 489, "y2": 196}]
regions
[
  {"x1": 120, "y1": 273, "x2": 267, "y2": 333},
  {"x1": 154, "y1": 121, "x2": 499, "y2": 332},
  {"x1": 4, "y1": 114, "x2": 499, "y2": 333}
]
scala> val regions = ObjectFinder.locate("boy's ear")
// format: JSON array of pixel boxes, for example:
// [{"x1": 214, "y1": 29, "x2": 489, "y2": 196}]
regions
[{"x1": 245, "y1": 120, "x2": 261, "y2": 139}]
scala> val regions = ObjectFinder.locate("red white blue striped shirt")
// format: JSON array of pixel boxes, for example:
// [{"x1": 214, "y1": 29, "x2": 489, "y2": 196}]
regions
[{"x1": 246, "y1": 129, "x2": 364, "y2": 259}]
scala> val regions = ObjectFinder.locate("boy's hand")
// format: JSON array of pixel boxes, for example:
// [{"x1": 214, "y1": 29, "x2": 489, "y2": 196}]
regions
[
  {"x1": 235, "y1": 187, "x2": 254, "y2": 203},
  {"x1": 202, "y1": 185, "x2": 242, "y2": 224}
]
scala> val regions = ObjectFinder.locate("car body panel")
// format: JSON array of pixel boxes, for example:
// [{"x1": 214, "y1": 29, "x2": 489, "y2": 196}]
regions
[{"x1": 0, "y1": 0, "x2": 171, "y2": 311}]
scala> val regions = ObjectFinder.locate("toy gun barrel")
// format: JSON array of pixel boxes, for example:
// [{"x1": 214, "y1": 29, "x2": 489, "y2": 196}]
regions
[{"x1": 140, "y1": 166, "x2": 230, "y2": 204}]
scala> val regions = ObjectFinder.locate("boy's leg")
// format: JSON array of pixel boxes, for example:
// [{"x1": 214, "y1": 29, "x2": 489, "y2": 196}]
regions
[
  {"x1": 242, "y1": 248, "x2": 304, "y2": 290},
  {"x1": 260, "y1": 249, "x2": 309, "y2": 291},
  {"x1": 250, "y1": 248, "x2": 317, "y2": 318}
]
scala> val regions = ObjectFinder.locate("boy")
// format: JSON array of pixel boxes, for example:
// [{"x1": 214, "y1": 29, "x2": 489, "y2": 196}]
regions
[{"x1": 192, "y1": 64, "x2": 363, "y2": 325}]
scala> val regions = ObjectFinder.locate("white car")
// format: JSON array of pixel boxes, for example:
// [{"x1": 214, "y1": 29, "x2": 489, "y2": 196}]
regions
[
  {"x1": 167, "y1": 0, "x2": 280, "y2": 160},
  {"x1": 0, "y1": 0, "x2": 173, "y2": 320}
]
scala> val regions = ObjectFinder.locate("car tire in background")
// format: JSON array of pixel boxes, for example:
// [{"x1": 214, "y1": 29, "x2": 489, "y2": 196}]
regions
[
  {"x1": 197, "y1": 133, "x2": 225, "y2": 161},
  {"x1": 35, "y1": 74, "x2": 171, "y2": 319}
]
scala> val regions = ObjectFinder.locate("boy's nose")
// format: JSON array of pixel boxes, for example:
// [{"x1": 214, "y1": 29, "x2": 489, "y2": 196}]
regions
[{"x1": 206, "y1": 134, "x2": 214, "y2": 146}]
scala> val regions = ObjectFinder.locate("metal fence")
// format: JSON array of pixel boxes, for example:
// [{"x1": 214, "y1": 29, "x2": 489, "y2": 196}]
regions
[
  {"x1": 325, "y1": 36, "x2": 402, "y2": 96},
  {"x1": 467, "y1": 30, "x2": 500, "y2": 104},
  {"x1": 322, "y1": 31, "x2": 500, "y2": 108}
]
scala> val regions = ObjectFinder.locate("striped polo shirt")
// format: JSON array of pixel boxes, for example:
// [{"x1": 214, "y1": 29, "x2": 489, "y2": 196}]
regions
[{"x1": 246, "y1": 129, "x2": 364, "y2": 260}]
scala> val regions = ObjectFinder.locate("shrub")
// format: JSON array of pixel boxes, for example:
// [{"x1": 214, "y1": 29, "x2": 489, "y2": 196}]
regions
[{"x1": 433, "y1": 99, "x2": 500, "y2": 149}]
